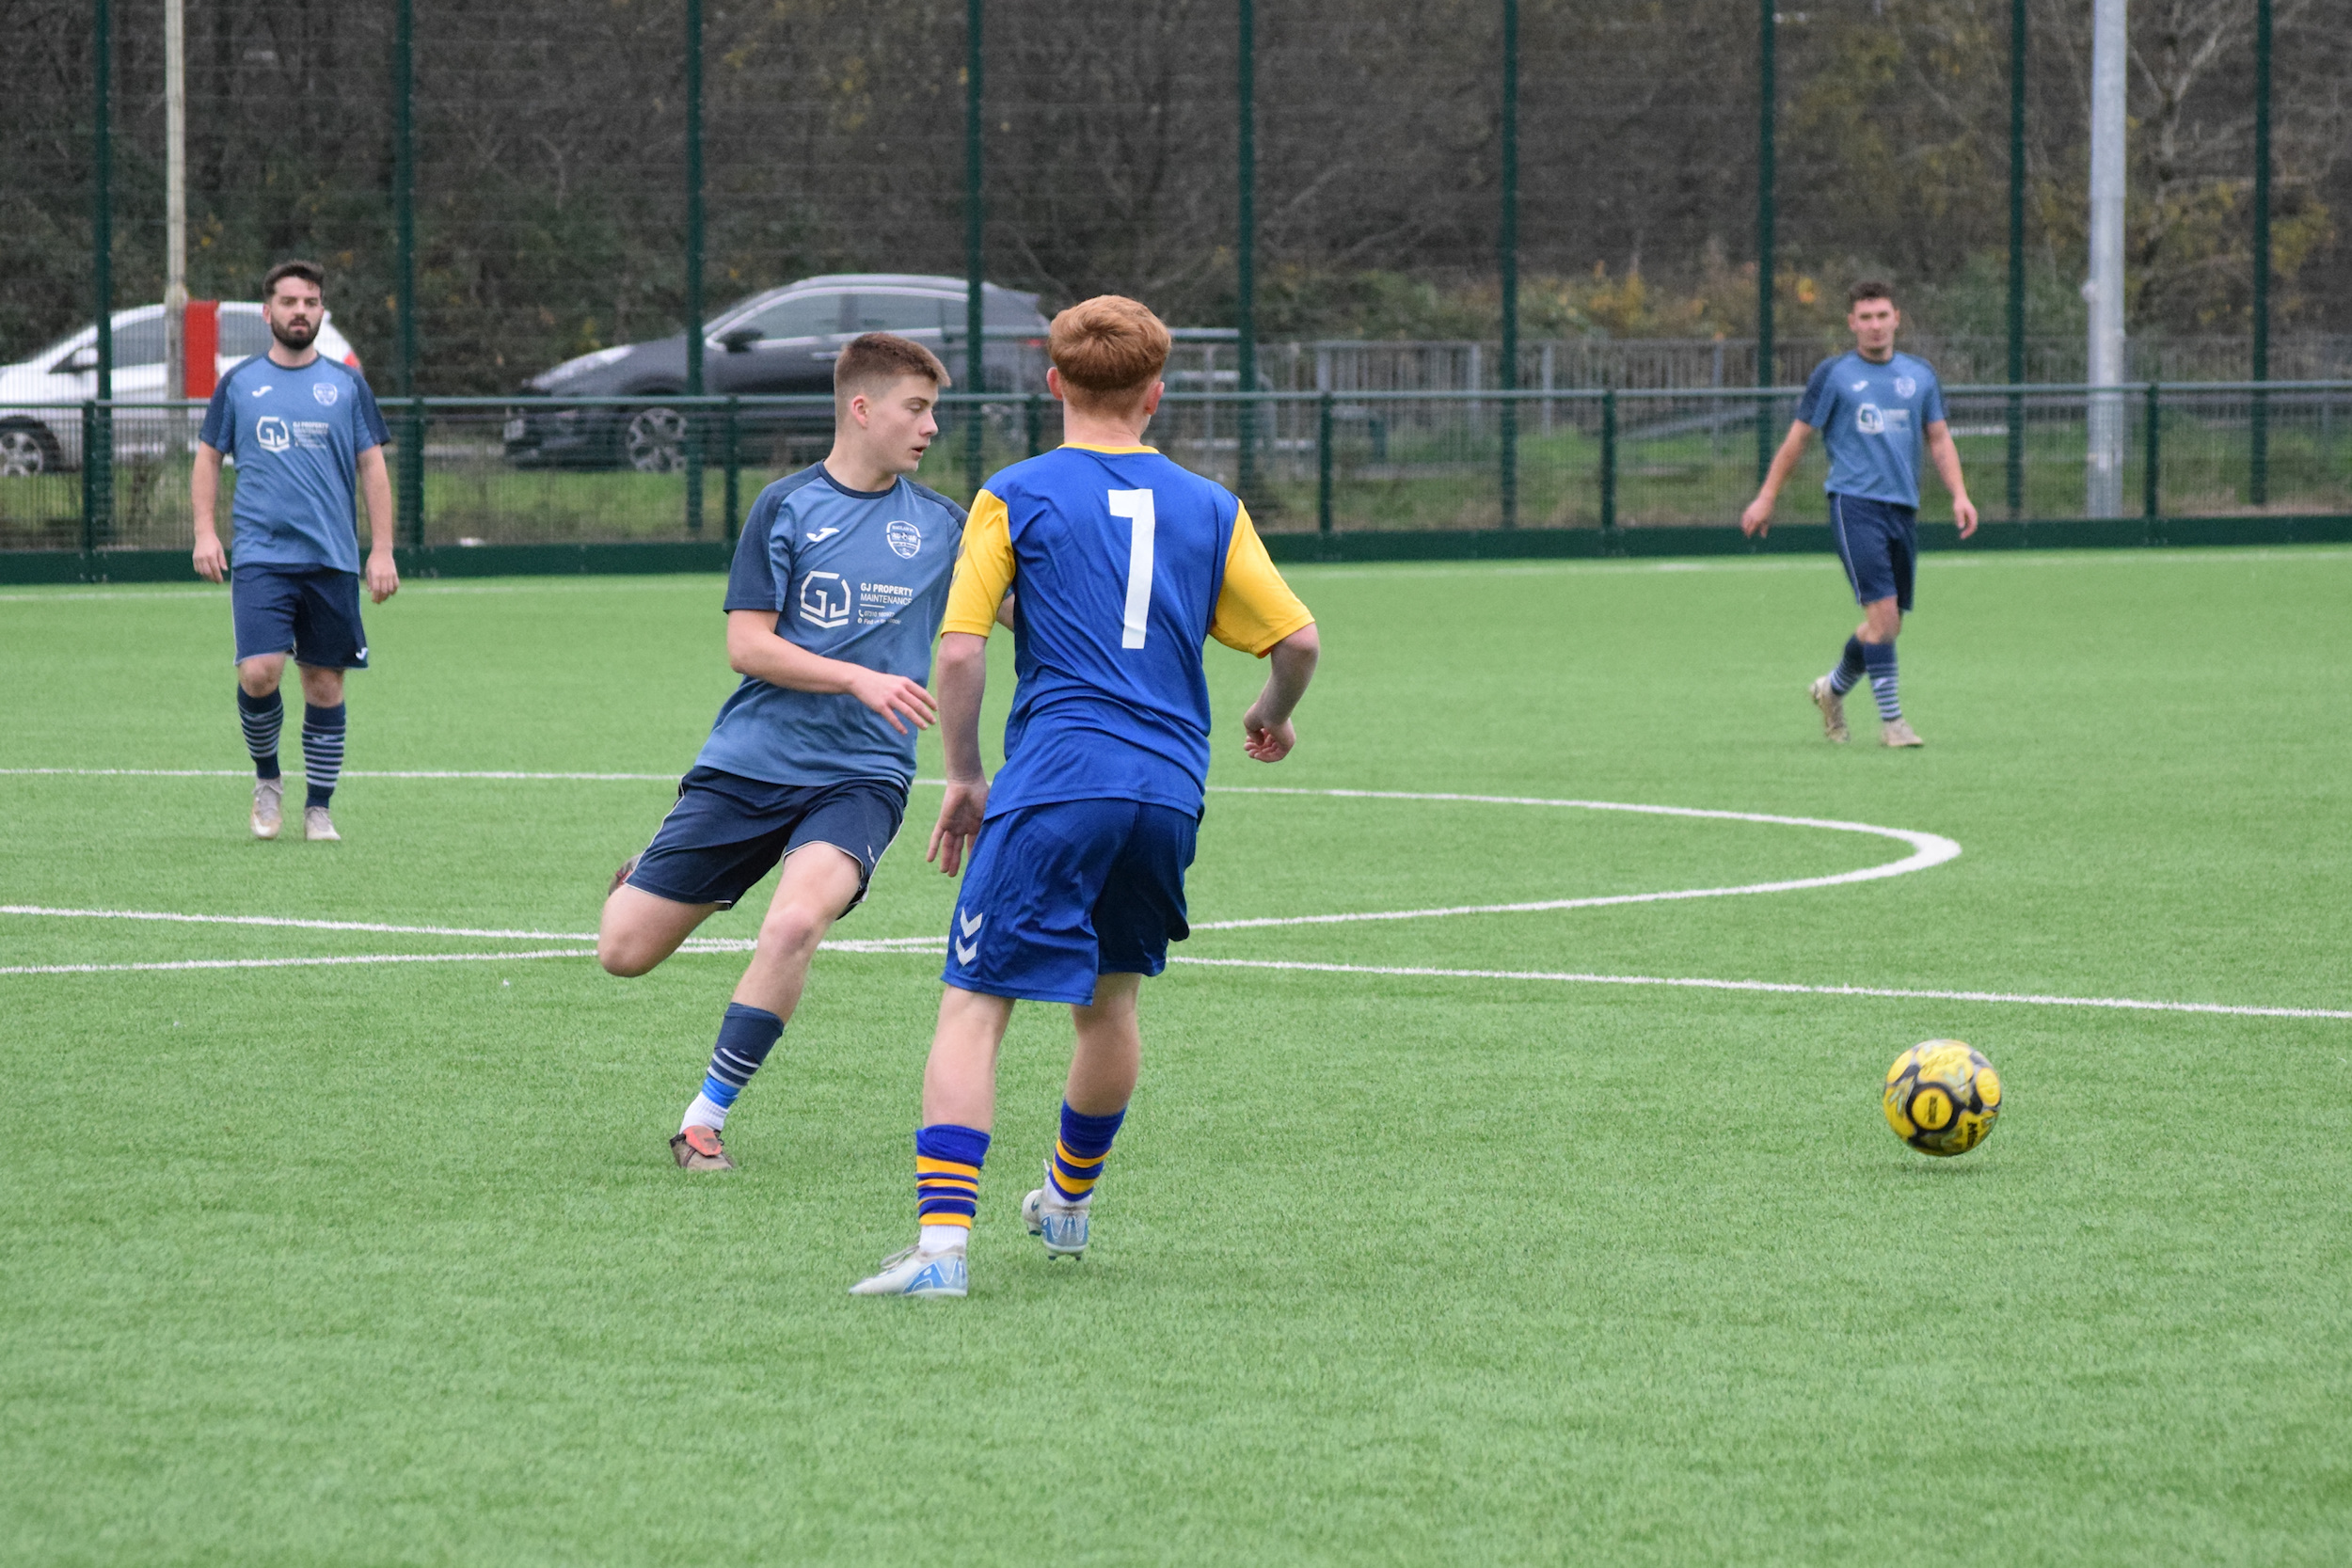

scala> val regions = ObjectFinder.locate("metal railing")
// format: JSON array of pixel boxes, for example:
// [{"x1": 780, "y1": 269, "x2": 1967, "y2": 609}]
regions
[{"x1": 7, "y1": 383, "x2": 2349, "y2": 558}]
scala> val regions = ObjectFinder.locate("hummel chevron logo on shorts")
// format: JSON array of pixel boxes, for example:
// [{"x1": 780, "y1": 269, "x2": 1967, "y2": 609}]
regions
[{"x1": 954, "y1": 908, "x2": 983, "y2": 965}]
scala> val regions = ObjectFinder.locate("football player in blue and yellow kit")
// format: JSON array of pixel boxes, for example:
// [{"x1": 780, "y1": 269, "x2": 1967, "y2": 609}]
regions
[
  {"x1": 597, "y1": 334, "x2": 965, "y2": 1173},
  {"x1": 191, "y1": 261, "x2": 397, "y2": 843},
  {"x1": 1741, "y1": 280, "x2": 1979, "y2": 747},
  {"x1": 852, "y1": 296, "x2": 1320, "y2": 1299}
]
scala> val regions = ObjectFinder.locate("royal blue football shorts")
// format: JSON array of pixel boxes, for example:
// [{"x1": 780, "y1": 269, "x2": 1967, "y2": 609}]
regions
[
  {"x1": 626, "y1": 767, "x2": 906, "y2": 911},
  {"x1": 1828, "y1": 492, "x2": 1918, "y2": 611},
  {"x1": 230, "y1": 562, "x2": 370, "y2": 668},
  {"x1": 942, "y1": 798, "x2": 1200, "y2": 1006}
]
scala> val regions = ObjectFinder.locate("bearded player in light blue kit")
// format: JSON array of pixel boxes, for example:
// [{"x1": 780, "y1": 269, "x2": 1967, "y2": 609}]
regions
[
  {"x1": 597, "y1": 333, "x2": 966, "y2": 1174},
  {"x1": 851, "y1": 294, "x2": 1320, "y2": 1299},
  {"x1": 192, "y1": 260, "x2": 398, "y2": 842},
  {"x1": 1741, "y1": 280, "x2": 1979, "y2": 747}
]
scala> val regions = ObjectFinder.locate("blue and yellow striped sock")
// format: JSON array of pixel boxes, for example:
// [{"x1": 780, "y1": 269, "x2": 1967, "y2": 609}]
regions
[
  {"x1": 1048, "y1": 1102, "x2": 1125, "y2": 1205},
  {"x1": 915, "y1": 1123, "x2": 989, "y2": 1250}
]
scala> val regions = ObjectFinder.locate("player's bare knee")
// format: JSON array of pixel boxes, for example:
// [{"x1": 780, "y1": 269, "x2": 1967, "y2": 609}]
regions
[
  {"x1": 761, "y1": 902, "x2": 832, "y2": 958},
  {"x1": 596, "y1": 923, "x2": 658, "y2": 977}
]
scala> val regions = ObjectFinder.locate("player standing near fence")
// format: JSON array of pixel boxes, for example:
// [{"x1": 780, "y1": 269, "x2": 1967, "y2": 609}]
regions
[
  {"x1": 191, "y1": 261, "x2": 399, "y2": 842},
  {"x1": 851, "y1": 296, "x2": 1321, "y2": 1300},
  {"x1": 1740, "y1": 281, "x2": 1979, "y2": 747},
  {"x1": 597, "y1": 334, "x2": 966, "y2": 1174}
]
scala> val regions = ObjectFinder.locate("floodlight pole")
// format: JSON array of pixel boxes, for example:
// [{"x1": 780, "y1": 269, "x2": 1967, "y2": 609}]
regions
[
  {"x1": 2249, "y1": 0, "x2": 2271, "y2": 506},
  {"x1": 2005, "y1": 0, "x2": 2026, "y2": 519},
  {"x1": 2085, "y1": 0, "x2": 2127, "y2": 519},
  {"x1": 1755, "y1": 0, "x2": 1775, "y2": 486},
  {"x1": 964, "y1": 0, "x2": 985, "y2": 493},
  {"x1": 1498, "y1": 0, "x2": 1519, "y2": 530},
  {"x1": 683, "y1": 0, "x2": 705, "y2": 533},
  {"x1": 1236, "y1": 0, "x2": 1257, "y2": 508}
]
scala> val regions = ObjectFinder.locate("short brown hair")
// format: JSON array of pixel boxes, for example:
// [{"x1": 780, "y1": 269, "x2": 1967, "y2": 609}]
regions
[
  {"x1": 263, "y1": 260, "x2": 325, "y2": 297},
  {"x1": 1848, "y1": 279, "x2": 1896, "y2": 308},
  {"x1": 1049, "y1": 295, "x2": 1170, "y2": 411},
  {"x1": 834, "y1": 332, "x2": 949, "y2": 409}
]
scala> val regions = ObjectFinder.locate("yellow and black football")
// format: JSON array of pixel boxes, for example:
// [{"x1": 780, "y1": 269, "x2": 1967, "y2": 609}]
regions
[{"x1": 1883, "y1": 1039, "x2": 2002, "y2": 1157}]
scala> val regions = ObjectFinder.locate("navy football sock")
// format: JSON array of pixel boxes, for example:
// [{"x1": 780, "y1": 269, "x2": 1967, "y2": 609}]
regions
[
  {"x1": 301, "y1": 702, "x2": 346, "y2": 810},
  {"x1": 237, "y1": 687, "x2": 282, "y2": 780},
  {"x1": 1049, "y1": 1102, "x2": 1126, "y2": 1204},
  {"x1": 682, "y1": 1003, "x2": 784, "y2": 1131},
  {"x1": 1863, "y1": 641, "x2": 1901, "y2": 721},
  {"x1": 1828, "y1": 636, "x2": 1867, "y2": 697}
]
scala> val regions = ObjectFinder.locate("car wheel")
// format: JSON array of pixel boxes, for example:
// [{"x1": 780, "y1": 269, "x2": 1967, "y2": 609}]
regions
[
  {"x1": 0, "y1": 420, "x2": 63, "y2": 477},
  {"x1": 620, "y1": 405, "x2": 687, "y2": 473}
]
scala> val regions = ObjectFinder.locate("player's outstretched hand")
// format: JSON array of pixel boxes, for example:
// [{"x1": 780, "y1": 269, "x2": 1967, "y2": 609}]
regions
[
  {"x1": 1241, "y1": 702, "x2": 1296, "y2": 763},
  {"x1": 1739, "y1": 496, "x2": 1773, "y2": 538},
  {"x1": 1953, "y1": 497, "x2": 1980, "y2": 541},
  {"x1": 192, "y1": 532, "x2": 228, "y2": 583},
  {"x1": 366, "y1": 546, "x2": 401, "y2": 604},
  {"x1": 927, "y1": 778, "x2": 988, "y2": 876},
  {"x1": 847, "y1": 670, "x2": 939, "y2": 736}
]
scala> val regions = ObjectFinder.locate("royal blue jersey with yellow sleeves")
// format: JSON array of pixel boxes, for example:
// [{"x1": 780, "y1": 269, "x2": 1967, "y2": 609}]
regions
[{"x1": 939, "y1": 442, "x2": 1313, "y2": 820}]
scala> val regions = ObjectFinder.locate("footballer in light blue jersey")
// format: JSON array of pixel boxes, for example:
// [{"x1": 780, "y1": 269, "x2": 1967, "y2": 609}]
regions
[
  {"x1": 1742, "y1": 281, "x2": 1979, "y2": 748},
  {"x1": 597, "y1": 332, "x2": 967, "y2": 1176},
  {"x1": 850, "y1": 295, "x2": 1321, "y2": 1301},
  {"x1": 191, "y1": 261, "x2": 398, "y2": 845}
]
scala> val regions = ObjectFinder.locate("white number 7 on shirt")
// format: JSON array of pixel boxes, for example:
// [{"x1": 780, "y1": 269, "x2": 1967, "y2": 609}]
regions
[{"x1": 1108, "y1": 488, "x2": 1155, "y2": 649}]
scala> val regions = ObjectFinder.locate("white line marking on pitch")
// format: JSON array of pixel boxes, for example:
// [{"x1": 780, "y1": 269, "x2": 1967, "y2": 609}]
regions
[
  {"x1": 0, "y1": 905, "x2": 600, "y2": 942},
  {"x1": 0, "y1": 949, "x2": 596, "y2": 976}
]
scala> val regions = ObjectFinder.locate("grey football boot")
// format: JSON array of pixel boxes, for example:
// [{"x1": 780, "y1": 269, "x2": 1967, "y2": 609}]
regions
[{"x1": 250, "y1": 778, "x2": 284, "y2": 839}]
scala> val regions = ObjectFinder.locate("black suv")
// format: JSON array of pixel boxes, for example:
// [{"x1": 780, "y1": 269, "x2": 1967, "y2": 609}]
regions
[{"x1": 502, "y1": 274, "x2": 1050, "y2": 470}]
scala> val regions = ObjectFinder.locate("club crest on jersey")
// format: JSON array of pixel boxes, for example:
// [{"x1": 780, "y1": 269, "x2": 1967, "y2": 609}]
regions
[
  {"x1": 1894, "y1": 375, "x2": 1917, "y2": 399},
  {"x1": 885, "y1": 519, "x2": 922, "y2": 559},
  {"x1": 255, "y1": 415, "x2": 293, "y2": 452},
  {"x1": 1855, "y1": 404, "x2": 1885, "y2": 435},
  {"x1": 311, "y1": 381, "x2": 340, "y2": 407},
  {"x1": 798, "y1": 570, "x2": 851, "y2": 629}
]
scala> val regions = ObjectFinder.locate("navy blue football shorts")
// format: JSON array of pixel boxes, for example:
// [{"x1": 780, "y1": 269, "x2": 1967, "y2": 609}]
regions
[
  {"x1": 1827, "y1": 493, "x2": 1917, "y2": 612},
  {"x1": 230, "y1": 562, "x2": 369, "y2": 668},
  {"x1": 626, "y1": 767, "x2": 907, "y2": 911},
  {"x1": 942, "y1": 798, "x2": 1200, "y2": 1006}
]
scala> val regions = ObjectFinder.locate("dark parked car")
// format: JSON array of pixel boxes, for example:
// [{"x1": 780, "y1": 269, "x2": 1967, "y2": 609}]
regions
[{"x1": 502, "y1": 274, "x2": 1049, "y2": 471}]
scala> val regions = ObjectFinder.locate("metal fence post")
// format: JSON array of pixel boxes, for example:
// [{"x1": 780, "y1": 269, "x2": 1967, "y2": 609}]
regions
[
  {"x1": 2249, "y1": 0, "x2": 2272, "y2": 508},
  {"x1": 1498, "y1": 0, "x2": 1519, "y2": 530},
  {"x1": 88, "y1": 0, "x2": 114, "y2": 552},
  {"x1": 1317, "y1": 389, "x2": 1334, "y2": 544},
  {"x1": 682, "y1": 0, "x2": 705, "y2": 534},
  {"x1": 1024, "y1": 391, "x2": 1042, "y2": 457},
  {"x1": 403, "y1": 397, "x2": 426, "y2": 548},
  {"x1": 2142, "y1": 381, "x2": 2162, "y2": 538},
  {"x1": 723, "y1": 396, "x2": 740, "y2": 542},
  {"x1": 1235, "y1": 0, "x2": 1257, "y2": 507},
  {"x1": 1600, "y1": 388, "x2": 1618, "y2": 546},
  {"x1": 394, "y1": 0, "x2": 417, "y2": 406},
  {"x1": 2006, "y1": 0, "x2": 2027, "y2": 520},
  {"x1": 1754, "y1": 0, "x2": 1775, "y2": 486},
  {"x1": 963, "y1": 0, "x2": 986, "y2": 493}
]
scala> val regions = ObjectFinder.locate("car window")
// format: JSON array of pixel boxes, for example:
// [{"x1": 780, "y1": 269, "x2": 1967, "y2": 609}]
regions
[
  {"x1": 218, "y1": 309, "x2": 273, "y2": 357},
  {"x1": 110, "y1": 316, "x2": 167, "y2": 367},
  {"x1": 738, "y1": 293, "x2": 844, "y2": 341},
  {"x1": 849, "y1": 294, "x2": 945, "y2": 335}
]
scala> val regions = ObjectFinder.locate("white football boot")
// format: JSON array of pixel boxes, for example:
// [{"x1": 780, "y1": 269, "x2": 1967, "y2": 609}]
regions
[
  {"x1": 1022, "y1": 1162, "x2": 1090, "y2": 1259},
  {"x1": 1807, "y1": 675, "x2": 1850, "y2": 744},
  {"x1": 250, "y1": 778, "x2": 284, "y2": 839},
  {"x1": 1881, "y1": 719, "x2": 1924, "y2": 748},
  {"x1": 849, "y1": 1243, "x2": 968, "y2": 1298},
  {"x1": 304, "y1": 805, "x2": 341, "y2": 842}
]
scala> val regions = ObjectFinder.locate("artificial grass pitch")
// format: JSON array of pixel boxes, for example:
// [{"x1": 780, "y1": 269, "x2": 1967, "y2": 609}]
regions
[{"x1": 3, "y1": 547, "x2": 2349, "y2": 1565}]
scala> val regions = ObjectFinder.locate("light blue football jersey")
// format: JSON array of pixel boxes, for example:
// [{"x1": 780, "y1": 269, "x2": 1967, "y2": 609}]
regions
[
  {"x1": 199, "y1": 354, "x2": 389, "y2": 573},
  {"x1": 1794, "y1": 350, "x2": 1947, "y2": 509},
  {"x1": 694, "y1": 466, "x2": 966, "y2": 789}
]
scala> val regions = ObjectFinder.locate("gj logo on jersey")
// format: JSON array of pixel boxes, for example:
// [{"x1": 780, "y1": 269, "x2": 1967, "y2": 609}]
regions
[
  {"x1": 1855, "y1": 404, "x2": 1886, "y2": 435},
  {"x1": 884, "y1": 519, "x2": 922, "y2": 559},
  {"x1": 255, "y1": 415, "x2": 293, "y2": 452},
  {"x1": 312, "y1": 382, "x2": 340, "y2": 407},
  {"x1": 798, "y1": 570, "x2": 850, "y2": 629}
]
